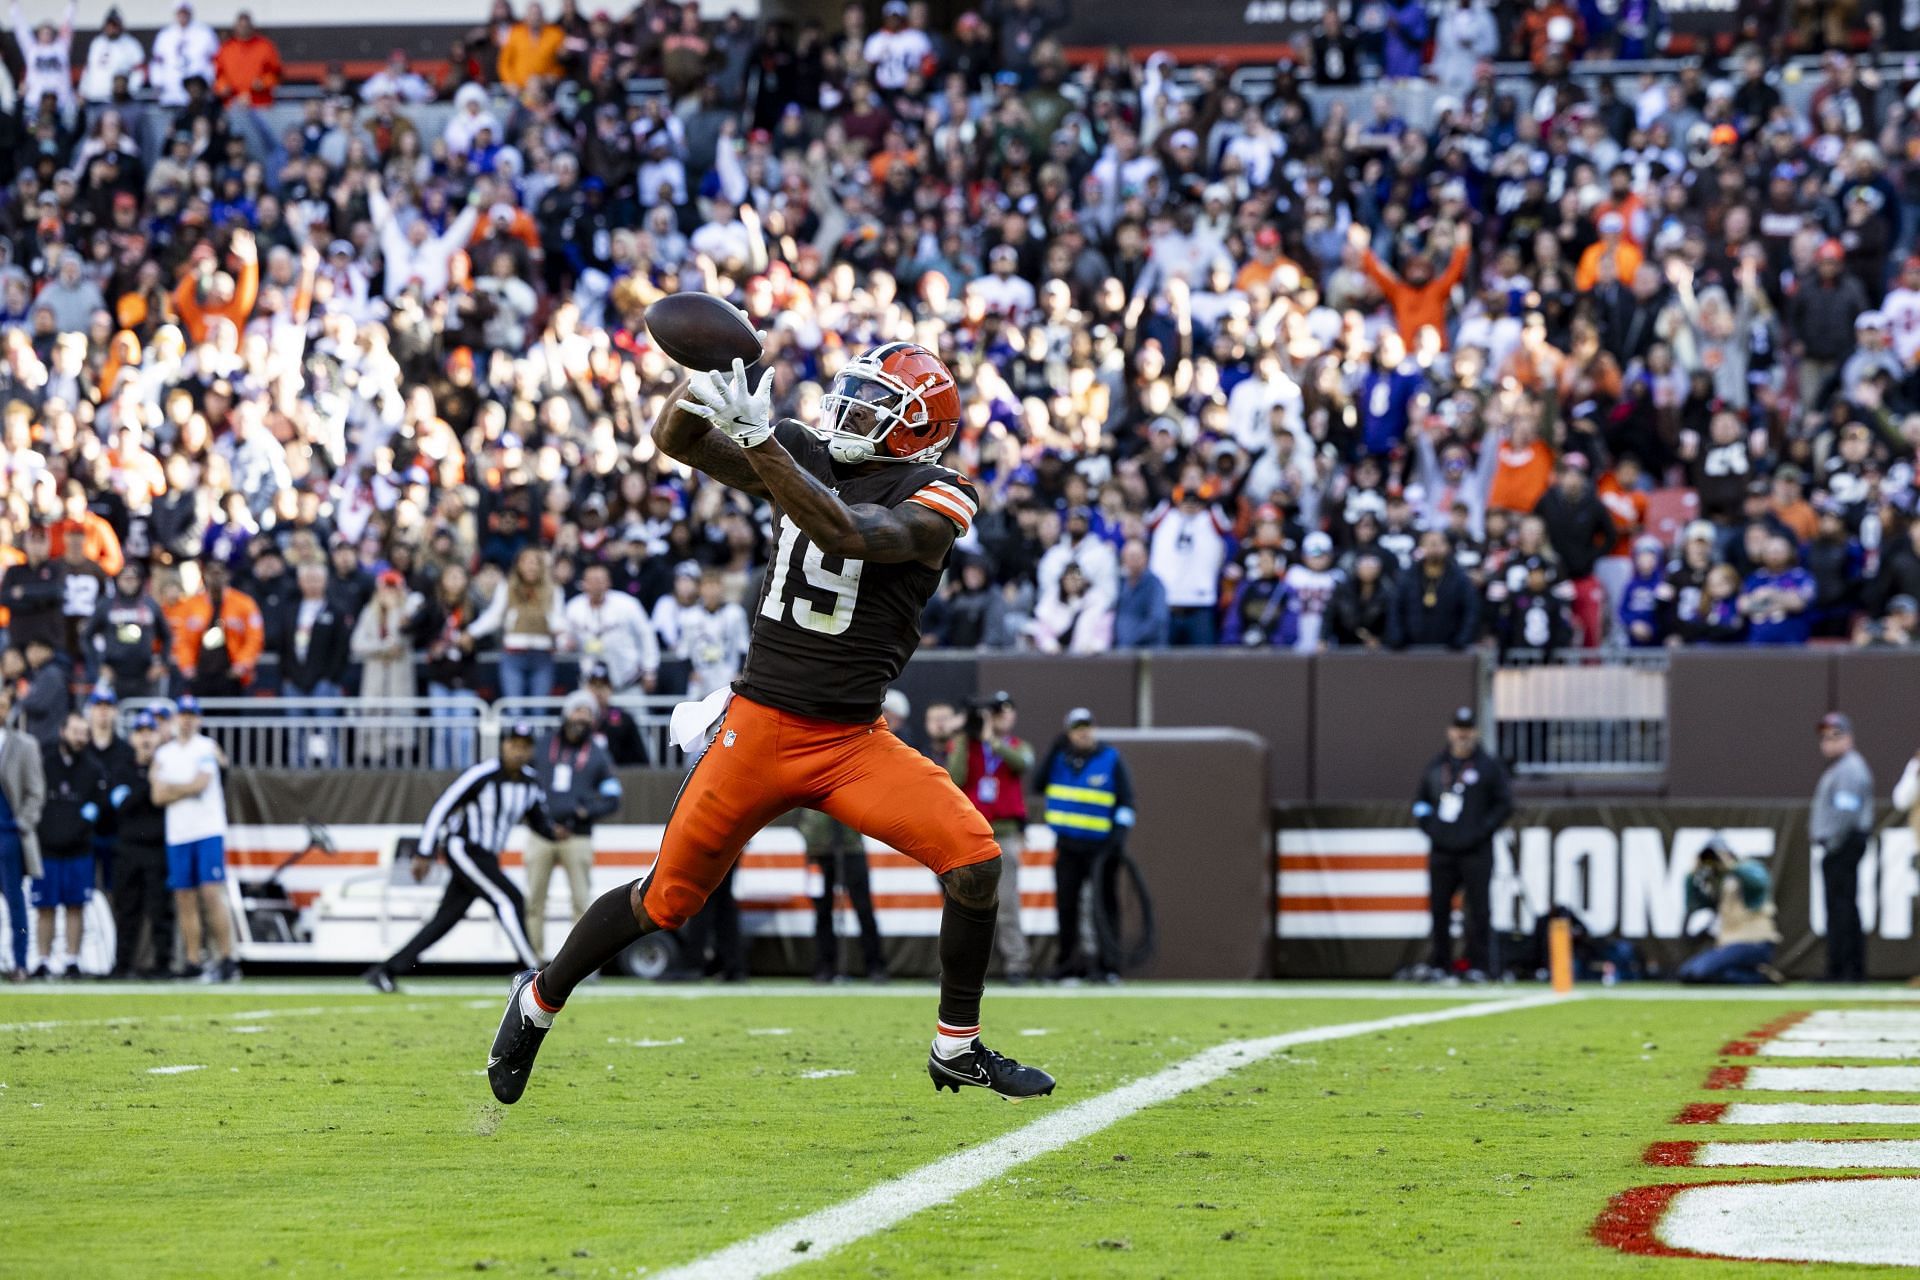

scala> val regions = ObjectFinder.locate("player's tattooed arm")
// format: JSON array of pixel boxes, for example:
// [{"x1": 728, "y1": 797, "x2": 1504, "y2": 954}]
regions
[
  {"x1": 744, "y1": 436, "x2": 955, "y2": 567},
  {"x1": 650, "y1": 375, "x2": 772, "y2": 498}
]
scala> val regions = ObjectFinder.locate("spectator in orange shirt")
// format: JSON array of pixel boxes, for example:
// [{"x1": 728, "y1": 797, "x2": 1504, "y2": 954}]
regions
[
  {"x1": 1487, "y1": 416, "x2": 1557, "y2": 515},
  {"x1": 213, "y1": 10, "x2": 280, "y2": 106},
  {"x1": 1576, "y1": 212, "x2": 1643, "y2": 292},
  {"x1": 49, "y1": 479, "x2": 122, "y2": 577},
  {"x1": 1235, "y1": 226, "x2": 1299, "y2": 295},
  {"x1": 167, "y1": 558, "x2": 264, "y2": 698},
  {"x1": 1353, "y1": 222, "x2": 1471, "y2": 348},
  {"x1": 1596, "y1": 454, "x2": 1651, "y2": 554},
  {"x1": 1771, "y1": 464, "x2": 1819, "y2": 543},
  {"x1": 1593, "y1": 166, "x2": 1650, "y2": 246},
  {"x1": 173, "y1": 229, "x2": 259, "y2": 345},
  {"x1": 1517, "y1": 0, "x2": 1585, "y2": 67},
  {"x1": 1500, "y1": 312, "x2": 1565, "y2": 395},
  {"x1": 498, "y1": 3, "x2": 565, "y2": 89}
]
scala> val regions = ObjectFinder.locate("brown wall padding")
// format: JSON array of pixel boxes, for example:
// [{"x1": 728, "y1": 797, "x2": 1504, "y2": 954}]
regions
[
  {"x1": 1832, "y1": 651, "x2": 1920, "y2": 795},
  {"x1": 1103, "y1": 728, "x2": 1273, "y2": 980},
  {"x1": 1311, "y1": 652, "x2": 1479, "y2": 802},
  {"x1": 1667, "y1": 652, "x2": 1833, "y2": 800},
  {"x1": 1146, "y1": 651, "x2": 1313, "y2": 802},
  {"x1": 975, "y1": 653, "x2": 1139, "y2": 741}
]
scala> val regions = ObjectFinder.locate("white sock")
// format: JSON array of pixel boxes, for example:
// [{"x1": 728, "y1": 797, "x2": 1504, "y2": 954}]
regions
[
  {"x1": 934, "y1": 1022, "x2": 979, "y2": 1059},
  {"x1": 519, "y1": 978, "x2": 557, "y2": 1028}
]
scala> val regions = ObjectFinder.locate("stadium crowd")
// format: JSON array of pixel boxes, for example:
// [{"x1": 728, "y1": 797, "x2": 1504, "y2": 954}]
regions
[{"x1": 0, "y1": 0, "x2": 1918, "y2": 724}]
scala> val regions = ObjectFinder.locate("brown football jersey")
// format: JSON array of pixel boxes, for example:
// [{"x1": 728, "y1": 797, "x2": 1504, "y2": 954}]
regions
[{"x1": 734, "y1": 420, "x2": 977, "y2": 723}]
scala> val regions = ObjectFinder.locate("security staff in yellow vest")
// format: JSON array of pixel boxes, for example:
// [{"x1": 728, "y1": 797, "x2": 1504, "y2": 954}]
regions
[{"x1": 1034, "y1": 708, "x2": 1135, "y2": 982}]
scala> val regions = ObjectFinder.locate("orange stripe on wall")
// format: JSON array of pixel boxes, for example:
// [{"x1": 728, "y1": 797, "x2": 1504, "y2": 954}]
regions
[
  {"x1": 1278, "y1": 854, "x2": 1429, "y2": 872},
  {"x1": 231, "y1": 848, "x2": 1055, "y2": 871},
  {"x1": 1277, "y1": 895, "x2": 1431, "y2": 912}
]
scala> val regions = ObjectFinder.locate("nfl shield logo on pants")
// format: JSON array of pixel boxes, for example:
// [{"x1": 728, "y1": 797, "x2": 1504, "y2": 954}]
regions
[{"x1": 723, "y1": 729, "x2": 736, "y2": 748}]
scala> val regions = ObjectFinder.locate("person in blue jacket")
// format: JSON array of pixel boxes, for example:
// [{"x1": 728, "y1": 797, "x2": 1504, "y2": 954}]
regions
[
  {"x1": 1618, "y1": 535, "x2": 1668, "y2": 646},
  {"x1": 1035, "y1": 708, "x2": 1135, "y2": 983}
]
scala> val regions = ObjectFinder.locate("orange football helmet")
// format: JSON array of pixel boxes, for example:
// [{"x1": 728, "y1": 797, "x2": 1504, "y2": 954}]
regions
[{"x1": 816, "y1": 341, "x2": 962, "y2": 465}]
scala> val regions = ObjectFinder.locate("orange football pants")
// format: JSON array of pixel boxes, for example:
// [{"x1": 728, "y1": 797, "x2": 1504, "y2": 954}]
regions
[{"x1": 641, "y1": 694, "x2": 999, "y2": 930}]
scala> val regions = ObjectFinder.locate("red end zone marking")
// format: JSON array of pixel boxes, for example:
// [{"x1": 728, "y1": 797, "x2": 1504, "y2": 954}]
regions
[
  {"x1": 1674, "y1": 1102, "x2": 1729, "y2": 1125},
  {"x1": 1704, "y1": 1066, "x2": 1750, "y2": 1090},
  {"x1": 1592, "y1": 1183, "x2": 1695, "y2": 1258},
  {"x1": 1643, "y1": 1141, "x2": 1702, "y2": 1167},
  {"x1": 1720, "y1": 1011, "x2": 1812, "y2": 1057}
]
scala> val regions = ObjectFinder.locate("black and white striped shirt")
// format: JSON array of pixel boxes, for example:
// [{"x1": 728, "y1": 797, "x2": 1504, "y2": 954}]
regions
[{"x1": 418, "y1": 761, "x2": 553, "y2": 859}]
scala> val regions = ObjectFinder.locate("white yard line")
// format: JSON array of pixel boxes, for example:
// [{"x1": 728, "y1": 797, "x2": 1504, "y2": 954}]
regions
[
  {"x1": 1759, "y1": 1041, "x2": 1920, "y2": 1059},
  {"x1": 1722, "y1": 1103, "x2": 1920, "y2": 1124},
  {"x1": 1694, "y1": 1140, "x2": 1920, "y2": 1168},
  {"x1": 1743, "y1": 1067, "x2": 1920, "y2": 1092},
  {"x1": 652, "y1": 993, "x2": 1568, "y2": 1280}
]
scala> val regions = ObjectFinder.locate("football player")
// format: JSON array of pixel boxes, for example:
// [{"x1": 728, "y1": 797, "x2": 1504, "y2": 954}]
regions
[{"x1": 488, "y1": 344, "x2": 1055, "y2": 1103}]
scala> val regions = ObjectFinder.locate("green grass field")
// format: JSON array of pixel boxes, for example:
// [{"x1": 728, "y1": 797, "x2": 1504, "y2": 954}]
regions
[{"x1": 6, "y1": 981, "x2": 1920, "y2": 1277}]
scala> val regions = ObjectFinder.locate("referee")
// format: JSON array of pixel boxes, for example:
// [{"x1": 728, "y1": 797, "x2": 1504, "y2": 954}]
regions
[{"x1": 365, "y1": 723, "x2": 553, "y2": 992}]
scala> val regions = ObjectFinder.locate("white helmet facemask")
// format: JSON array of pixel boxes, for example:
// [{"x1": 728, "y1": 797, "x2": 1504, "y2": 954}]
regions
[{"x1": 816, "y1": 358, "x2": 942, "y2": 465}]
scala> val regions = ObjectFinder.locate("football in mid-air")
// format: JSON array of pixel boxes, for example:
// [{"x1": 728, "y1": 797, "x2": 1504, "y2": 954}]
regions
[{"x1": 643, "y1": 293, "x2": 764, "y2": 372}]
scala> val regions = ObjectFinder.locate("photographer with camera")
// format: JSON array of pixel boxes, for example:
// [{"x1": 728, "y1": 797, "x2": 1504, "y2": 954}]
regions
[
  {"x1": 946, "y1": 690, "x2": 1033, "y2": 984},
  {"x1": 1677, "y1": 836, "x2": 1783, "y2": 985}
]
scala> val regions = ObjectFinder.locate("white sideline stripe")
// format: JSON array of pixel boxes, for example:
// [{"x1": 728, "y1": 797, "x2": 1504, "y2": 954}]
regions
[
  {"x1": 1696, "y1": 1140, "x2": 1920, "y2": 1168},
  {"x1": 1723, "y1": 1103, "x2": 1920, "y2": 1124},
  {"x1": 652, "y1": 993, "x2": 1568, "y2": 1280},
  {"x1": 9, "y1": 980, "x2": 1920, "y2": 1004},
  {"x1": 0, "y1": 1001, "x2": 433, "y2": 1033},
  {"x1": 1798, "y1": 1012, "x2": 1920, "y2": 1026},
  {"x1": 1759, "y1": 1040, "x2": 1920, "y2": 1059},
  {"x1": 145, "y1": 1064, "x2": 205, "y2": 1075},
  {"x1": 1744, "y1": 1067, "x2": 1920, "y2": 1092}
]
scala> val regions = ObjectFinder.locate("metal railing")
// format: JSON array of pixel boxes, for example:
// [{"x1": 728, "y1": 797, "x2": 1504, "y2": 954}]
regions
[
  {"x1": 121, "y1": 692, "x2": 681, "y2": 771},
  {"x1": 1485, "y1": 649, "x2": 1670, "y2": 777},
  {"x1": 494, "y1": 694, "x2": 682, "y2": 765},
  {"x1": 123, "y1": 694, "x2": 491, "y2": 771}
]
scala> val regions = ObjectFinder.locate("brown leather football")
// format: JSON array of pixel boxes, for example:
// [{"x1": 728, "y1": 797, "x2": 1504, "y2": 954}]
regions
[{"x1": 642, "y1": 293, "x2": 764, "y2": 372}]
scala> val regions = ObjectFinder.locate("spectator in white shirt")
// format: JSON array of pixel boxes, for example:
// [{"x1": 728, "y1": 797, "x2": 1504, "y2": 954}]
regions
[
  {"x1": 689, "y1": 195, "x2": 760, "y2": 271},
  {"x1": 1148, "y1": 483, "x2": 1230, "y2": 646},
  {"x1": 13, "y1": 0, "x2": 75, "y2": 111},
  {"x1": 359, "y1": 48, "x2": 436, "y2": 104},
  {"x1": 969, "y1": 244, "x2": 1036, "y2": 320},
  {"x1": 368, "y1": 175, "x2": 480, "y2": 301},
  {"x1": 564, "y1": 562, "x2": 660, "y2": 692},
  {"x1": 149, "y1": 0, "x2": 218, "y2": 107},
  {"x1": 650, "y1": 563, "x2": 702, "y2": 667},
  {"x1": 442, "y1": 83, "x2": 499, "y2": 155},
  {"x1": 78, "y1": 5, "x2": 145, "y2": 104},
  {"x1": 862, "y1": 0, "x2": 932, "y2": 91},
  {"x1": 1036, "y1": 506, "x2": 1118, "y2": 606}
]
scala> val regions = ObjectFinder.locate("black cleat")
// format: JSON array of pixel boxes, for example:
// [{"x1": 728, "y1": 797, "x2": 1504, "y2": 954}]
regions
[
  {"x1": 363, "y1": 965, "x2": 397, "y2": 994},
  {"x1": 487, "y1": 970, "x2": 551, "y2": 1105},
  {"x1": 928, "y1": 1038, "x2": 1056, "y2": 1100}
]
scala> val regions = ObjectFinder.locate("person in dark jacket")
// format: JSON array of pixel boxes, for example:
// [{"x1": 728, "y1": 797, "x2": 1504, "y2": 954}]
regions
[
  {"x1": 1866, "y1": 519, "x2": 1920, "y2": 619},
  {"x1": 20, "y1": 637, "x2": 71, "y2": 744},
  {"x1": 1488, "y1": 556, "x2": 1574, "y2": 657},
  {"x1": 524, "y1": 691, "x2": 622, "y2": 961},
  {"x1": 82, "y1": 690, "x2": 133, "y2": 887},
  {"x1": 31, "y1": 712, "x2": 108, "y2": 978},
  {"x1": 1410, "y1": 706, "x2": 1513, "y2": 982},
  {"x1": 276, "y1": 562, "x2": 352, "y2": 698},
  {"x1": 574, "y1": 661, "x2": 645, "y2": 765},
  {"x1": 107, "y1": 711, "x2": 172, "y2": 979},
  {"x1": 1387, "y1": 529, "x2": 1479, "y2": 649},
  {"x1": 797, "y1": 806, "x2": 887, "y2": 982},
  {"x1": 85, "y1": 564, "x2": 172, "y2": 700},
  {"x1": 1787, "y1": 241, "x2": 1869, "y2": 409},
  {"x1": 1533, "y1": 454, "x2": 1615, "y2": 646},
  {"x1": 1, "y1": 523, "x2": 66, "y2": 655},
  {"x1": 1036, "y1": 707, "x2": 1136, "y2": 983},
  {"x1": 1329, "y1": 549, "x2": 1392, "y2": 647}
]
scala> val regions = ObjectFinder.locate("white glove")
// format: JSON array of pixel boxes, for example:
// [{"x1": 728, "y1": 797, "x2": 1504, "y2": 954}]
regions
[{"x1": 678, "y1": 357, "x2": 774, "y2": 448}]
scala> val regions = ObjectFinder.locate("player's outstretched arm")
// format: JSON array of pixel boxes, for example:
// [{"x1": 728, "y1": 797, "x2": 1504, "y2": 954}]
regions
[
  {"x1": 652, "y1": 374, "x2": 771, "y2": 498},
  {"x1": 745, "y1": 437, "x2": 954, "y2": 567}
]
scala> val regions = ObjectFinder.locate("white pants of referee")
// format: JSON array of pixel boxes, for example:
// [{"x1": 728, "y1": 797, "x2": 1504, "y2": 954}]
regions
[{"x1": 381, "y1": 838, "x2": 538, "y2": 974}]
